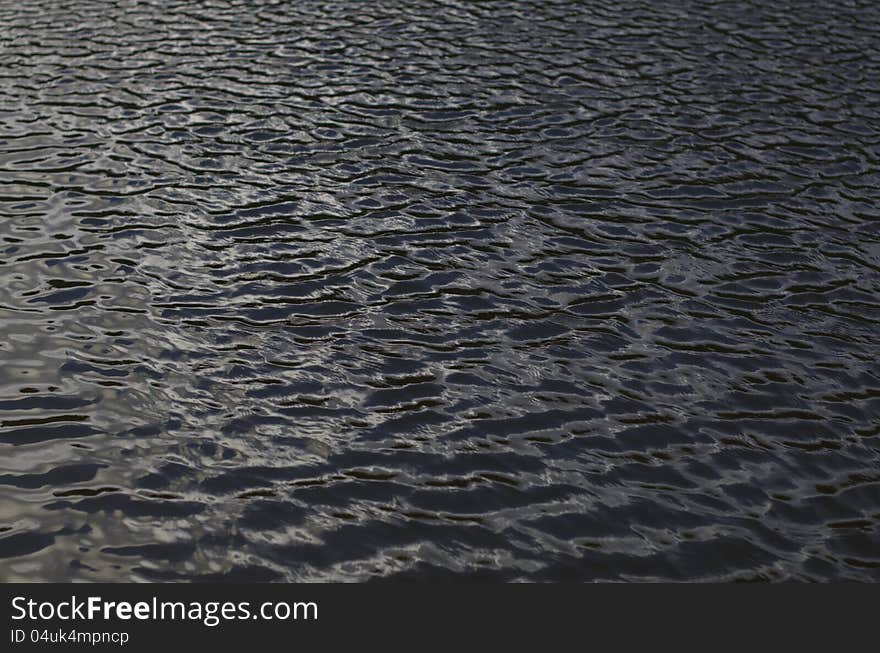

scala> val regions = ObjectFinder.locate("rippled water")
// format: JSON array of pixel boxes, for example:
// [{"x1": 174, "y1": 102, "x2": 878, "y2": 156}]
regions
[{"x1": 1, "y1": 0, "x2": 879, "y2": 582}]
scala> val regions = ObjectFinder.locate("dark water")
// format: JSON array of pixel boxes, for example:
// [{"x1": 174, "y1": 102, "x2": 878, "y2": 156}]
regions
[{"x1": 1, "y1": 0, "x2": 879, "y2": 582}]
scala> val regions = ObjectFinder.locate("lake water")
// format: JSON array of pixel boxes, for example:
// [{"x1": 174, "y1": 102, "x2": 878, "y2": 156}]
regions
[{"x1": 1, "y1": 0, "x2": 879, "y2": 581}]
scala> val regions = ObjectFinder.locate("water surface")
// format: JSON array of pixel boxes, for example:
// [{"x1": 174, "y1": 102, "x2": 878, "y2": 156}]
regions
[{"x1": 1, "y1": 0, "x2": 879, "y2": 581}]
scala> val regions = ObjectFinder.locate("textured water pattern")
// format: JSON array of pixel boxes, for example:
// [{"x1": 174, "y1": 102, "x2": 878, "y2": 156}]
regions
[{"x1": 1, "y1": 0, "x2": 879, "y2": 582}]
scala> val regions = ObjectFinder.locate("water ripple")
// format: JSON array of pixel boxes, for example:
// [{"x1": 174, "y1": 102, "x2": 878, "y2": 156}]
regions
[{"x1": 1, "y1": 0, "x2": 879, "y2": 581}]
